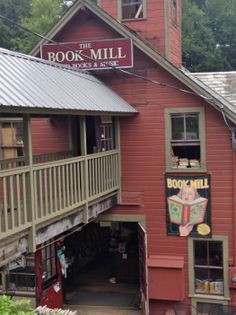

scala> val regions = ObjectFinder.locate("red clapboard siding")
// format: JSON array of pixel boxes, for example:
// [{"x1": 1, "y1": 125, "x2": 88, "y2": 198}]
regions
[{"x1": 31, "y1": 117, "x2": 69, "y2": 154}]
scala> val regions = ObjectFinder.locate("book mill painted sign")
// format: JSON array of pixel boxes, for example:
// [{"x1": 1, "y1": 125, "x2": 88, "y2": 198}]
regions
[
  {"x1": 165, "y1": 175, "x2": 211, "y2": 237},
  {"x1": 40, "y1": 38, "x2": 133, "y2": 70}
]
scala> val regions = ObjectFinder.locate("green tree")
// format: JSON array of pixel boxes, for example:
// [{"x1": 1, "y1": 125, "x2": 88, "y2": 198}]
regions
[
  {"x1": 0, "y1": 0, "x2": 31, "y2": 50},
  {"x1": 12, "y1": 0, "x2": 65, "y2": 53},
  {"x1": 204, "y1": 0, "x2": 236, "y2": 70},
  {"x1": 182, "y1": 0, "x2": 229, "y2": 72}
]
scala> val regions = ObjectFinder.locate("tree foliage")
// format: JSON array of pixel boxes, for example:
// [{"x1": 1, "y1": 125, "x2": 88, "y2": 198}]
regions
[
  {"x1": 0, "y1": 0, "x2": 68, "y2": 53},
  {"x1": 182, "y1": 0, "x2": 236, "y2": 71},
  {"x1": 0, "y1": 0, "x2": 31, "y2": 50},
  {"x1": 12, "y1": 0, "x2": 66, "y2": 53},
  {"x1": 0, "y1": 295, "x2": 33, "y2": 315}
]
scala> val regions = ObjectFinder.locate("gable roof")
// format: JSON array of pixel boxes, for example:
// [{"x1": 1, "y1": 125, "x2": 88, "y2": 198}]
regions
[
  {"x1": 30, "y1": 0, "x2": 236, "y2": 123},
  {"x1": 0, "y1": 48, "x2": 137, "y2": 115}
]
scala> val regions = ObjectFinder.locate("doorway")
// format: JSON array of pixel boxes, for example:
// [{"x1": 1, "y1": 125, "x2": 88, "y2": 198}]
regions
[{"x1": 63, "y1": 221, "x2": 141, "y2": 309}]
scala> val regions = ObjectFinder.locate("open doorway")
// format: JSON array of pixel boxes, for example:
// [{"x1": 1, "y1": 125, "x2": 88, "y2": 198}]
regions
[{"x1": 63, "y1": 221, "x2": 141, "y2": 309}]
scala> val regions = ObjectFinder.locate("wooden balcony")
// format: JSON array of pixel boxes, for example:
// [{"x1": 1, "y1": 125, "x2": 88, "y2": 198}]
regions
[{"x1": 0, "y1": 150, "x2": 120, "y2": 250}]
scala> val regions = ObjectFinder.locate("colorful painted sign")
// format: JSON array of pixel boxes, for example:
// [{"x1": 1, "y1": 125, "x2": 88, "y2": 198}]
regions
[
  {"x1": 40, "y1": 38, "x2": 133, "y2": 70},
  {"x1": 166, "y1": 175, "x2": 211, "y2": 237}
]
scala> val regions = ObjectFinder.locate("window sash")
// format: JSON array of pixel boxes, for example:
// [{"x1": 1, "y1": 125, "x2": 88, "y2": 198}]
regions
[
  {"x1": 188, "y1": 236, "x2": 229, "y2": 301},
  {"x1": 165, "y1": 108, "x2": 206, "y2": 172},
  {"x1": 121, "y1": 0, "x2": 144, "y2": 20},
  {"x1": 42, "y1": 244, "x2": 57, "y2": 282}
]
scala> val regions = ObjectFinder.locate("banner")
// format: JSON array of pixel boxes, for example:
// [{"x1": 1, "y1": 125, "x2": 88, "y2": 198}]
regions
[{"x1": 166, "y1": 175, "x2": 211, "y2": 237}]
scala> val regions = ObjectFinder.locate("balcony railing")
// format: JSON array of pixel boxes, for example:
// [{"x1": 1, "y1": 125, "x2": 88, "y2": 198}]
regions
[{"x1": 0, "y1": 150, "x2": 120, "y2": 242}]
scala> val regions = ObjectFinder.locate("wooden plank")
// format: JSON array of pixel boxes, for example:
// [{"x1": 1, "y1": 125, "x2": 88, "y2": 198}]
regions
[
  {"x1": 22, "y1": 173, "x2": 27, "y2": 224},
  {"x1": 58, "y1": 166, "x2": 62, "y2": 211},
  {"x1": 49, "y1": 167, "x2": 53, "y2": 214},
  {"x1": 16, "y1": 174, "x2": 21, "y2": 226},
  {"x1": 53, "y1": 167, "x2": 58, "y2": 212},
  {"x1": 39, "y1": 170, "x2": 43, "y2": 218},
  {"x1": 73, "y1": 163, "x2": 78, "y2": 203},
  {"x1": 3, "y1": 177, "x2": 8, "y2": 232},
  {"x1": 9, "y1": 176, "x2": 15, "y2": 229},
  {"x1": 44, "y1": 169, "x2": 48, "y2": 217}
]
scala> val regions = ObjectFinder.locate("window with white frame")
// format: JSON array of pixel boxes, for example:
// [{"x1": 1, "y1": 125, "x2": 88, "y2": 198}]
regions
[
  {"x1": 121, "y1": 0, "x2": 145, "y2": 20},
  {"x1": 165, "y1": 108, "x2": 206, "y2": 171},
  {"x1": 188, "y1": 237, "x2": 229, "y2": 301}
]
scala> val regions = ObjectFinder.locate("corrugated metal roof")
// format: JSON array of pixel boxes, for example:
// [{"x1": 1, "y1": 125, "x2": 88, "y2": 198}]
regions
[
  {"x1": 0, "y1": 48, "x2": 137, "y2": 114},
  {"x1": 191, "y1": 72, "x2": 236, "y2": 109}
]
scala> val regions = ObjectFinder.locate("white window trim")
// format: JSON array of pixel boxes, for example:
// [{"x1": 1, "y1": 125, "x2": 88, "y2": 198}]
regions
[
  {"x1": 188, "y1": 235, "x2": 230, "y2": 315},
  {"x1": 165, "y1": 107, "x2": 206, "y2": 173}
]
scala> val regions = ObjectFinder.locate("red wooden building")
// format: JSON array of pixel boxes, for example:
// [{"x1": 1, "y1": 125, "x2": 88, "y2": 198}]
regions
[{"x1": 1, "y1": 0, "x2": 236, "y2": 314}]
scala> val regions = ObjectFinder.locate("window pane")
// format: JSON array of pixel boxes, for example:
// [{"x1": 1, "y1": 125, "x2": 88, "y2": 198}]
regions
[
  {"x1": 171, "y1": 116, "x2": 184, "y2": 140},
  {"x1": 186, "y1": 115, "x2": 199, "y2": 140},
  {"x1": 209, "y1": 241, "x2": 223, "y2": 266},
  {"x1": 194, "y1": 240, "x2": 224, "y2": 295},
  {"x1": 194, "y1": 241, "x2": 207, "y2": 265},
  {"x1": 122, "y1": 0, "x2": 143, "y2": 19}
]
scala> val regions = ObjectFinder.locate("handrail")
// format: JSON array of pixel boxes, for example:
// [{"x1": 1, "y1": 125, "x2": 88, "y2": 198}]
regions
[{"x1": 0, "y1": 150, "x2": 120, "y2": 245}]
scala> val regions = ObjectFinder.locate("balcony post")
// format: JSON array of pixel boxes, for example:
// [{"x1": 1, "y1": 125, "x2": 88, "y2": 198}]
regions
[
  {"x1": 115, "y1": 117, "x2": 121, "y2": 204},
  {"x1": 80, "y1": 116, "x2": 89, "y2": 223},
  {"x1": 23, "y1": 114, "x2": 36, "y2": 252}
]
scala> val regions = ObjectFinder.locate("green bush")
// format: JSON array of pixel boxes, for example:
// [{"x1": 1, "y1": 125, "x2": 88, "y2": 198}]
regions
[{"x1": 0, "y1": 295, "x2": 34, "y2": 315}]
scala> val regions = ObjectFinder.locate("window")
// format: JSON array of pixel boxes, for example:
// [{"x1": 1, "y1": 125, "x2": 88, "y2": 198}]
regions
[
  {"x1": 86, "y1": 116, "x2": 115, "y2": 154},
  {"x1": 0, "y1": 119, "x2": 24, "y2": 160},
  {"x1": 42, "y1": 243, "x2": 57, "y2": 288},
  {"x1": 165, "y1": 108, "x2": 206, "y2": 172},
  {"x1": 120, "y1": 0, "x2": 145, "y2": 20},
  {"x1": 188, "y1": 237, "x2": 229, "y2": 304},
  {"x1": 100, "y1": 117, "x2": 114, "y2": 151},
  {"x1": 171, "y1": 0, "x2": 178, "y2": 25}
]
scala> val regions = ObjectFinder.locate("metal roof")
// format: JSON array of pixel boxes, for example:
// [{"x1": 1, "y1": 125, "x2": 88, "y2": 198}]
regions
[
  {"x1": 191, "y1": 72, "x2": 236, "y2": 109},
  {"x1": 0, "y1": 48, "x2": 137, "y2": 115}
]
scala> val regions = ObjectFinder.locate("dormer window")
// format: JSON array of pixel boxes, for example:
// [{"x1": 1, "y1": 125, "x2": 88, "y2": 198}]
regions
[{"x1": 121, "y1": 0, "x2": 145, "y2": 20}]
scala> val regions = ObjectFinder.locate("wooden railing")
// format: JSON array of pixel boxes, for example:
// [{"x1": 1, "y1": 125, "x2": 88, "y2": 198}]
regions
[
  {"x1": 0, "y1": 150, "x2": 119, "y2": 241},
  {"x1": 0, "y1": 151, "x2": 73, "y2": 170}
]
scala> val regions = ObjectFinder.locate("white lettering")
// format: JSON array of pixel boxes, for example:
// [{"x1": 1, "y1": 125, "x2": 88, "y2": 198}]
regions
[
  {"x1": 90, "y1": 49, "x2": 102, "y2": 60},
  {"x1": 47, "y1": 52, "x2": 56, "y2": 62},
  {"x1": 117, "y1": 47, "x2": 126, "y2": 59}
]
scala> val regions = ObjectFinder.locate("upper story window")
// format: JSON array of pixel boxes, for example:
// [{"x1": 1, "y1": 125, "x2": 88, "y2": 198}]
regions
[
  {"x1": 171, "y1": 0, "x2": 178, "y2": 25},
  {"x1": 188, "y1": 237, "x2": 229, "y2": 300},
  {"x1": 165, "y1": 108, "x2": 206, "y2": 172},
  {"x1": 120, "y1": 0, "x2": 145, "y2": 20}
]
